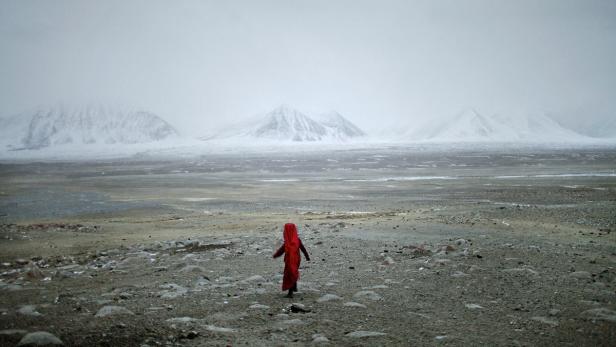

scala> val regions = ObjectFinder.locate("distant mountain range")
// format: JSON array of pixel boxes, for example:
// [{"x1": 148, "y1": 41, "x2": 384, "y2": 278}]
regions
[
  {"x1": 0, "y1": 104, "x2": 179, "y2": 150},
  {"x1": 0, "y1": 103, "x2": 612, "y2": 156},
  {"x1": 201, "y1": 105, "x2": 366, "y2": 143}
]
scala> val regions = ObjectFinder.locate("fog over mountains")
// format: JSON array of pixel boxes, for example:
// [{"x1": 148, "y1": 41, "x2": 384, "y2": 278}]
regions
[
  {"x1": 0, "y1": 102, "x2": 614, "y2": 157},
  {"x1": 395, "y1": 109, "x2": 591, "y2": 143}
]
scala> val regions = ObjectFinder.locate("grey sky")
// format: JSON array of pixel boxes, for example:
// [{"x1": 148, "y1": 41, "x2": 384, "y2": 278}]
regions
[{"x1": 1, "y1": 0, "x2": 615, "y2": 135}]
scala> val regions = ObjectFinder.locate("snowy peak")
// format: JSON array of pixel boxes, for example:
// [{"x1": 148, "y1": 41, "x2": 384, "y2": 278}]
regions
[
  {"x1": 206, "y1": 105, "x2": 366, "y2": 143},
  {"x1": 252, "y1": 105, "x2": 327, "y2": 141},
  {"x1": 1, "y1": 103, "x2": 179, "y2": 150}
]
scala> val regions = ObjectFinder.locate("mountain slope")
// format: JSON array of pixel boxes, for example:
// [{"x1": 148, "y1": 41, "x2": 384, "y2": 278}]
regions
[{"x1": 0, "y1": 104, "x2": 179, "y2": 150}]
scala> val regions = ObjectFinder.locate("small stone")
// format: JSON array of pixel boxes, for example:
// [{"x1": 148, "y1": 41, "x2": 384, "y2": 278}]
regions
[
  {"x1": 166, "y1": 317, "x2": 199, "y2": 323},
  {"x1": 312, "y1": 333, "x2": 329, "y2": 343},
  {"x1": 568, "y1": 271, "x2": 591, "y2": 279},
  {"x1": 205, "y1": 325, "x2": 236, "y2": 333},
  {"x1": 25, "y1": 265, "x2": 45, "y2": 280},
  {"x1": 248, "y1": 304, "x2": 270, "y2": 310},
  {"x1": 451, "y1": 271, "x2": 469, "y2": 278},
  {"x1": 581, "y1": 308, "x2": 616, "y2": 322},
  {"x1": 531, "y1": 316, "x2": 559, "y2": 327},
  {"x1": 353, "y1": 290, "x2": 382, "y2": 301},
  {"x1": 0, "y1": 329, "x2": 27, "y2": 337},
  {"x1": 317, "y1": 294, "x2": 342, "y2": 303},
  {"x1": 179, "y1": 265, "x2": 206, "y2": 273},
  {"x1": 343, "y1": 302, "x2": 367, "y2": 308},
  {"x1": 548, "y1": 309, "x2": 561, "y2": 316},
  {"x1": 381, "y1": 256, "x2": 395, "y2": 265},
  {"x1": 346, "y1": 331, "x2": 386, "y2": 338},
  {"x1": 17, "y1": 331, "x2": 64, "y2": 346},
  {"x1": 280, "y1": 318, "x2": 304, "y2": 325},
  {"x1": 95, "y1": 305, "x2": 135, "y2": 317},
  {"x1": 244, "y1": 275, "x2": 266, "y2": 283},
  {"x1": 465, "y1": 303, "x2": 483, "y2": 309},
  {"x1": 15, "y1": 259, "x2": 29, "y2": 266},
  {"x1": 18, "y1": 305, "x2": 43, "y2": 317}
]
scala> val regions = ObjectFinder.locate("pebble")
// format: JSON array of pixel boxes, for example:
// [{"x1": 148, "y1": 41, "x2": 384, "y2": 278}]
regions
[
  {"x1": 0, "y1": 329, "x2": 27, "y2": 337},
  {"x1": 312, "y1": 333, "x2": 329, "y2": 343},
  {"x1": 18, "y1": 305, "x2": 43, "y2": 317},
  {"x1": 95, "y1": 305, "x2": 135, "y2": 317},
  {"x1": 17, "y1": 331, "x2": 64, "y2": 346},
  {"x1": 25, "y1": 265, "x2": 45, "y2": 280},
  {"x1": 568, "y1": 271, "x2": 592, "y2": 279},
  {"x1": 179, "y1": 265, "x2": 206, "y2": 273},
  {"x1": 531, "y1": 316, "x2": 559, "y2": 327},
  {"x1": 280, "y1": 318, "x2": 304, "y2": 325},
  {"x1": 249, "y1": 304, "x2": 270, "y2": 310},
  {"x1": 243, "y1": 275, "x2": 266, "y2": 283},
  {"x1": 353, "y1": 290, "x2": 382, "y2": 301},
  {"x1": 317, "y1": 294, "x2": 342, "y2": 303},
  {"x1": 343, "y1": 302, "x2": 367, "y2": 308},
  {"x1": 205, "y1": 325, "x2": 236, "y2": 333},
  {"x1": 158, "y1": 283, "x2": 188, "y2": 299},
  {"x1": 346, "y1": 331, "x2": 386, "y2": 338},
  {"x1": 382, "y1": 256, "x2": 395, "y2": 265},
  {"x1": 581, "y1": 308, "x2": 616, "y2": 322},
  {"x1": 465, "y1": 303, "x2": 483, "y2": 309}
]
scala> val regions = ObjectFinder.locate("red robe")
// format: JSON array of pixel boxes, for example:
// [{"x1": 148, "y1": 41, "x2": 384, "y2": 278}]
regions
[{"x1": 273, "y1": 223, "x2": 310, "y2": 290}]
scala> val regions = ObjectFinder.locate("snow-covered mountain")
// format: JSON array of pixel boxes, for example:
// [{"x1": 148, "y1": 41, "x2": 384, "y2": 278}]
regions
[
  {"x1": 203, "y1": 105, "x2": 366, "y2": 143},
  {"x1": 0, "y1": 104, "x2": 179, "y2": 150},
  {"x1": 399, "y1": 109, "x2": 590, "y2": 143}
]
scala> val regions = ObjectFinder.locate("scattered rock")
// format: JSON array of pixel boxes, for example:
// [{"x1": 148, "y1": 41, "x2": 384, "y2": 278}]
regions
[
  {"x1": 25, "y1": 265, "x2": 45, "y2": 280},
  {"x1": 581, "y1": 308, "x2": 616, "y2": 322},
  {"x1": 502, "y1": 267, "x2": 539, "y2": 276},
  {"x1": 451, "y1": 271, "x2": 469, "y2": 278},
  {"x1": 289, "y1": 303, "x2": 311, "y2": 313},
  {"x1": 568, "y1": 271, "x2": 592, "y2": 279},
  {"x1": 280, "y1": 318, "x2": 304, "y2": 325},
  {"x1": 179, "y1": 265, "x2": 206, "y2": 273},
  {"x1": 381, "y1": 256, "x2": 395, "y2": 265},
  {"x1": 158, "y1": 283, "x2": 188, "y2": 299},
  {"x1": 18, "y1": 305, "x2": 42, "y2": 317},
  {"x1": 166, "y1": 317, "x2": 200, "y2": 323},
  {"x1": 17, "y1": 331, "x2": 63, "y2": 346},
  {"x1": 248, "y1": 304, "x2": 270, "y2": 310},
  {"x1": 95, "y1": 305, "x2": 135, "y2": 317},
  {"x1": 465, "y1": 303, "x2": 483, "y2": 309},
  {"x1": 353, "y1": 290, "x2": 382, "y2": 301},
  {"x1": 243, "y1": 275, "x2": 266, "y2": 283},
  {"x1": 312, "y1": 333, "x2": 329, "y2": 343},
  {"x1": 343, "y1": 302, "x2": 367, "y2": 308},
  {"x1": 205, "y1": 325, "x2": 236, "y2": 333},
  {"x1": 346, "y1": 331, "x2": 386, "y2": 338},
  {"x1": 549, "y1": 309, "x2": 561, "y2": 316},
  {"x1": 0, "y1": 329, "x2": 27, "y2": 337},
  {"x1": 531, "y1": 316, "x2": 559, "y2": 327},
  {"x1": 317, "y1": 294, "x2": 342, "y2": 303}
]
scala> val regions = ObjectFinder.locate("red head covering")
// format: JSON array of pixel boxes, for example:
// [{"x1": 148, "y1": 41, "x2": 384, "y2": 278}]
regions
[
  {"x1": 283, "y1": 223, "x2": 300, "y2": 253},
  {"x1": 282, "y1": 223, "x2": 301, "y2": 290}
]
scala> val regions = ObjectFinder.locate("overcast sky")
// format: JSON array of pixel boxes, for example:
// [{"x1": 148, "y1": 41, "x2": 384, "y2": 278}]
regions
[{"x1": 1, "y1": 0, "x2": 615, "y2": 135}]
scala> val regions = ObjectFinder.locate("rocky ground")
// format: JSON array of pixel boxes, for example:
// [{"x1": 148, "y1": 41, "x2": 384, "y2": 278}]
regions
[{"x1": 0, "y1": 147, "x2": 615, "y2": 346}]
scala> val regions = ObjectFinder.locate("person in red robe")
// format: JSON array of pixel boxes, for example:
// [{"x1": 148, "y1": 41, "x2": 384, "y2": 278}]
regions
[{"x1": 273, "y1": 223, "x2": 310, "y2": 298}]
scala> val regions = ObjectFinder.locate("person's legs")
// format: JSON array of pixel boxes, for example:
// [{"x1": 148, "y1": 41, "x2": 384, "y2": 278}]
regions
[
  {"x1": 292, "y1": 282, "x2": 298, "y2": 292},
  {"x1": 286, "y1": 289, "x2": 293, "y2": 298}
]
